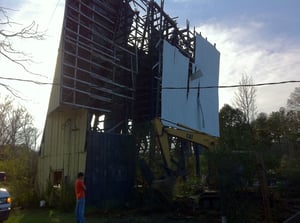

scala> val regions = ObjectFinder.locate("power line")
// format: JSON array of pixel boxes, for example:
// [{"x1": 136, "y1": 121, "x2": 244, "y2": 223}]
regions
[
  {"x1": 0, "y1": 76, "x2": 299, "y2": 89},
  {"x1": 46, "y1": 0, "x2": 62, "y2": 29},
  {"x1": 162, "y1": 80, "x2": 300, "y2": 89}
]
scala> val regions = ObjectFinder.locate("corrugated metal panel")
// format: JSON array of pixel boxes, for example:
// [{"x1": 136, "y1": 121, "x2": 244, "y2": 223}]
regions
[
  {"x1": 47, "y1": 43, "x2": 62, "y2": 114},
  {"x1": 85, "y1": 132, "x2": 136, "y2": 208},
  {"x1": 37, "y1": 108, "x2": 88, "y2": 192}
]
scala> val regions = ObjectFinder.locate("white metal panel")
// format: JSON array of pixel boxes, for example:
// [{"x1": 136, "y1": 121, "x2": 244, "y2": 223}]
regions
[
  {"x1": 194, "y1": 35, "x2": 220, "y2": 137},
  {"x1": 161, "y1": 40, "x2": 189, "y2": 126},
  {"x1": 161, "y1": 36, "x2": 220, "y2": 137}
]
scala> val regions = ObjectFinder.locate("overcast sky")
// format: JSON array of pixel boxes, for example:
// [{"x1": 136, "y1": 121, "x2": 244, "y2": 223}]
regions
[
  {"x1": 0, "y1": 0, "x2": 300, "y2": 132},
  {"x1": 165, "y1": 0, "x2": 300, "y2": 112}
]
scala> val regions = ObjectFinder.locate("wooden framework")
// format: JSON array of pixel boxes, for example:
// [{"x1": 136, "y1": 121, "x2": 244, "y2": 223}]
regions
[{"x1": 59, "y1": 0, "x2": 198, "y2": 132}]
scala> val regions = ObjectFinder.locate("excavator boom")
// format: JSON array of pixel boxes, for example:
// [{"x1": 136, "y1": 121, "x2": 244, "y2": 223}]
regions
[{"x1": 153, "y1": 117, "x2": 218, "y2": 170}]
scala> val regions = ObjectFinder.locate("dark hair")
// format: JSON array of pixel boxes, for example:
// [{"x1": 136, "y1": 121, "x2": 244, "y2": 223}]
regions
[{"x1": 77, "y1": 172, "x2": 84, "y2": 178}]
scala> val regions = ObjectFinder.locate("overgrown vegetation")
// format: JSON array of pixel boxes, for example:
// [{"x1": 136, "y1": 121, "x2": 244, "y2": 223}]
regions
[
  {"x1": 0, "y1": 145, "x2": 40, "y2": 208},
  {"x1": 215, "y1": 85, "x2": 300, "y2": 222},
  {"x1": 45, "y1": 180, "x2": 75, "y2": 211}
]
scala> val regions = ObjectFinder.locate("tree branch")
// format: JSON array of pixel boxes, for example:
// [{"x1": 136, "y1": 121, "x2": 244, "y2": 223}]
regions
[
  {"x1": 0, "y1": 6, "x2": 46, "y2": 78},
  {"x1": 0, "y1": 82, "x2": 23, "y2": 98}
]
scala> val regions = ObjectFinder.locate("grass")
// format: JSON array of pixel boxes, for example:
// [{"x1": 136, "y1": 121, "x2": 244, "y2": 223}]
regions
[
  {"x1": 6, "y1": 208, "x2": 112, "y2": 223},
  {"x1": 5, "y1": 207, "x2": 219, "y2": 223},
  {"x1": 6, "y1": 209, "x2": 78, "y2": 223}
]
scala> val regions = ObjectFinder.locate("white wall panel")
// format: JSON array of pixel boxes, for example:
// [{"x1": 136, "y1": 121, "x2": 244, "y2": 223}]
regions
[
  {"x1": 162, "y1": 41, "x2": 189, "y2": 127},
  {"x1": 194, "y1": 35, "x2": 220, "y2": 136},
  {"x1": 161, "y1": 36, "x2": 220, "y2": 137}
]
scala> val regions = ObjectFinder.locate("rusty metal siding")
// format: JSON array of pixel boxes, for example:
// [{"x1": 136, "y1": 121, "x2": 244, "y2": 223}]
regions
[{"x1": 85, "y1": 132, "x2": 137, "y2": 208}]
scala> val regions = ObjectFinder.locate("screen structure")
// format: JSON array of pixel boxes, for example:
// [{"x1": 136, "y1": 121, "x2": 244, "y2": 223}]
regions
[{"x1": 161, "y1": 35, "x2": 220, "y2": 137}]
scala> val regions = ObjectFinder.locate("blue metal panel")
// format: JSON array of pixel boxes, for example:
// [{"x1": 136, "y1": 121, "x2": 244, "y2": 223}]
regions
[{"x1": 85, "y1": 132, "x2": 136, "y2": 208}]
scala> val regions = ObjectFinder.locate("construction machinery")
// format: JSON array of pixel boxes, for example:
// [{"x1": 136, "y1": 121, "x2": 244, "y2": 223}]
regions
[{"x1": 138, "y1": 117, "x2": 219, "y2": 207}]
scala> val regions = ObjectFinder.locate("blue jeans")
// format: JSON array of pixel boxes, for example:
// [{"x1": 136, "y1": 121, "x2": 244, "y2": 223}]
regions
[{"x1": 75, "y1": 198, "x2": 85, "y2": 223}]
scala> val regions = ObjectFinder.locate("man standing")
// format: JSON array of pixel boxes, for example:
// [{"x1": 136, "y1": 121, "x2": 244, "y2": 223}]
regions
[{"x1": 75, "y1": 172, "x2": 86, "y2": 223}]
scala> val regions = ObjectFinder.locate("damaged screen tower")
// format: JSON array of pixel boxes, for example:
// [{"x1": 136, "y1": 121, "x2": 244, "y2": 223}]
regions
[{"x1": 58, "y1": 0, "x2": 200, "y2": 133}]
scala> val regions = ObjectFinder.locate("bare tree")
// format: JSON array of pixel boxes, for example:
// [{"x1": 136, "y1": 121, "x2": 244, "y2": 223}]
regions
[
  {"x1": 233, "y1": 74, "x2": 257, "y2": 123},
  {"x1": 0, "y1": 96, "x2": 39, "y2": 149},
  {"x1": 287, "y1": 86, "x2": 300, "y2": 111},
  {"x1": 0, "y1": 6, "x2": 45, "y2": 96}
]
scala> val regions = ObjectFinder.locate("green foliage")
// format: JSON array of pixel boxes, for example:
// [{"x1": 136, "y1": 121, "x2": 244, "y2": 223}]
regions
[
  {"x1": 44, "y1": 181, "x2": 75, "y2": 211},
  {"x1": 252, "y1": 112, "x2": 272, "y2": 148},
  {"x1": 278, "y1": 150, "x2": 300, "y2": 197},
  {"x1": 285, "y1": 110, "x2": 300, "y2": 141},
  {"x1": 219, "y1": 104, "x2": 254, "y2": 151},
  {"x1": 208, "y1": 150, "x2": 257, "y2": 190},
  {"x1": 219, "y1": 102, "x2": 300, "y2": 221},
  {"x1": 207, "y1": 149, "x2": 261, "y2": 222},
  {"x1": 0, "y1": 145, "x2": 39, "y2": 208},
  {"x1": 174, "y1": 176, "x2": 203, "y2": 198}
]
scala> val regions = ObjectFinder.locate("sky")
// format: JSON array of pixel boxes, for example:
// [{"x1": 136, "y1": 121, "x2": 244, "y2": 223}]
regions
[{"x1": 0, "y1": 0, "x2": 300, "y2": 133}]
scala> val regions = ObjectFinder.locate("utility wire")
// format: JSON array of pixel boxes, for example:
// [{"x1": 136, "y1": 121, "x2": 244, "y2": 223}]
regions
[
  {"x1": 46, "y1": 0, "x2": 61, "y2": 29},
  {"x1": 162, "y1": 80, "x2": 300, "y2": 89},
  {"x1": 0, "y1": 76, "x2": 299, "y2": 89}
]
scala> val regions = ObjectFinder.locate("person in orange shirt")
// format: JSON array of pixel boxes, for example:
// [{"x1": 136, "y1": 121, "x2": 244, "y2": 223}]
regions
[{"x1": 75, "y1": 172, "x2": 86, "y2": 223}]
